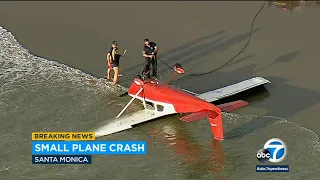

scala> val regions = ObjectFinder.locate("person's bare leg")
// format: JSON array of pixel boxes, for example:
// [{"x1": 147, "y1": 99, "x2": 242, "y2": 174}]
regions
[
  {"x1": 113, "y1": 67, "x2": 119, "y2": 85},
  {"x1": 106, "y1": 61, "x2": 112, "y2": 80},
  {"x1": 107, "y1": 68, "x2": 111, "y2": 80},
  {"x1": 118, "y1": 62, "x2": 123, "y2": 76}
]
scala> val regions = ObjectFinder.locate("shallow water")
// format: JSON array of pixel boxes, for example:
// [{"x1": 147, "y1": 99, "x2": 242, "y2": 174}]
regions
[{"x1": 0, "y1": 25, "x2": 319, "y2": 180}]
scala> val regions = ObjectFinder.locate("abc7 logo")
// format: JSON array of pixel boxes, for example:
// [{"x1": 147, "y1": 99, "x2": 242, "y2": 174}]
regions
[
  {"x1": 256, "y1": 138, "x2": 287, "y2": 163},
  {"x1": 256, "y1": 149, "x2": 271, "y2": 163}
]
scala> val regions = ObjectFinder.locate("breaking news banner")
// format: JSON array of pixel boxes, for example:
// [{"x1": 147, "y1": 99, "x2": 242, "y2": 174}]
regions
[
  {"x1": 32, "y1": 132, "x2": 95, "y2": 141},
  {"x1": 31, "y1": 132, "x2": 147, "y2": 164}
]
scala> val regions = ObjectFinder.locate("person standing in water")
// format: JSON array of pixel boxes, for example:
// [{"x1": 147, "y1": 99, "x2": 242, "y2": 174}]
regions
[
  {"x1": 142, "y1": 39, "x2": 158, "y2": 78},
  {"x1": 106, "y1": 41, "x2": 127, "y2": 85}
]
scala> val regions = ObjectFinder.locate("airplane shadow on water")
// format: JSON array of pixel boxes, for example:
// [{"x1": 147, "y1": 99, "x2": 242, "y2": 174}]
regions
[
  {"x1": 120, "y1": 30, "x2": 227, "y2": 86},
  {"x1": 121, "y1": 28, "x2": 261, "y2": 87},
  {"x1": 156, "y1": 28, "x2": 262, "y2": 77}
]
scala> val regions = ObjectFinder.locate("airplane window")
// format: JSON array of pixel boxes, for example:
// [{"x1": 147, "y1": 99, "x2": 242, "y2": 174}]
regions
[
  {"x1": 157, "y1": 105, "x2": 164, "y2": 112},
  {"x1": 145, "y1": 102, "x2": 154, "y2": 109}
]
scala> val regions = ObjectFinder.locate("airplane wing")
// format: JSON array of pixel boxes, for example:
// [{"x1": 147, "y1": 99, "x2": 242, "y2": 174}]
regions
[
  {"x1": 95, "y1": 109, "x2": 170, "y2": 137},
  {"x1": 196, "y1": 77, "x2": 270, "y2": 102}
]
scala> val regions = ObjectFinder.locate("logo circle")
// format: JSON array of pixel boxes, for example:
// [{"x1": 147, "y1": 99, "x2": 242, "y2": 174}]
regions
[
  {"x1": 263, "y1": 138, "x2": 287, "y2": 163},
  {"x1": 256, "y1": 149, "x2": 270, "y2": 163}
]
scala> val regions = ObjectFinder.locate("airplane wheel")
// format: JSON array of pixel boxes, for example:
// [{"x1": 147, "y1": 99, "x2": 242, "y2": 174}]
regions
[{"x1": 174, "y1": 63, "x2": 182, "y2": 68}]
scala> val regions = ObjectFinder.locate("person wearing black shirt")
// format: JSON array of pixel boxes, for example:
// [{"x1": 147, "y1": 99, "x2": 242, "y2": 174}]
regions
[
  {"x1": 142, "y1": 39, "x2": 158, "y2": 78},
  {"x1": 106, "y1": 41, "x2": 127, "y2": 85}
]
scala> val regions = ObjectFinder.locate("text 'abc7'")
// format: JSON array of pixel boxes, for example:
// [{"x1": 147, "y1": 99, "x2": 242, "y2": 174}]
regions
[{"x1": 256, "y1": 138, "x2": 287, "y2": 163}]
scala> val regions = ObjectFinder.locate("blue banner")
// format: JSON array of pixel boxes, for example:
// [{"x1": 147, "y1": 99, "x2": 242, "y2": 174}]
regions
[
  {"x1": 256, "y1": 165, "x2": 289, "y2": 172},
  {"x1": 32, "y1": 141, "x2": 147, "y2": 155},
  {"x1": 32, "y1": 155, "x2": 92, "y2": 164}
]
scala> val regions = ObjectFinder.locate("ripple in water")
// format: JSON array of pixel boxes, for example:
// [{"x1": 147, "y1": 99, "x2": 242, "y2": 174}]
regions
[{"x1": 222, "y1": 113, "x2": 320, "y2": 179}]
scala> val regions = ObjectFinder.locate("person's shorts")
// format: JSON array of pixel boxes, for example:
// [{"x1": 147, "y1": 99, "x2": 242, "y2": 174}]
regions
[{"x1": 108, "y1": 60, "x2": 119, "y2": 69}]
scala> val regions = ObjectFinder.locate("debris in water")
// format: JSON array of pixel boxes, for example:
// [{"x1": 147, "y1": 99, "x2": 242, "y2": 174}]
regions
[{"x1": 268, "y1": 1, "x2": 305, "y2": 12}]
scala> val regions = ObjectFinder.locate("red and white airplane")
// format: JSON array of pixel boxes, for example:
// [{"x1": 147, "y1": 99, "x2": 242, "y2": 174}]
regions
[{"x1": 95, "y1": 64, "x2": 270, "y2": 140}]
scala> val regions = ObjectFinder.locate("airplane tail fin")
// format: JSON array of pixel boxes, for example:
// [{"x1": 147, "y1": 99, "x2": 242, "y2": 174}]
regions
[
  {"x1": 217, "y1": 100, "x2": 248, "y2": 112},
  {"x1": 179, "y1": 109, "x2": 212, "y2": 122},
  {"x1": 209, "y1": 114, "x2": 224, "y2": 140},
  {"x1": 180, "y1": 109, "x2": 224, "y2": 140}
]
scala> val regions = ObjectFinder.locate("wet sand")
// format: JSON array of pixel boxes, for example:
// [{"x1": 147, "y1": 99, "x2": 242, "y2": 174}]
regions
[{"x1": 0, "y1": 0, "x2": 319, "y2": 143}]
